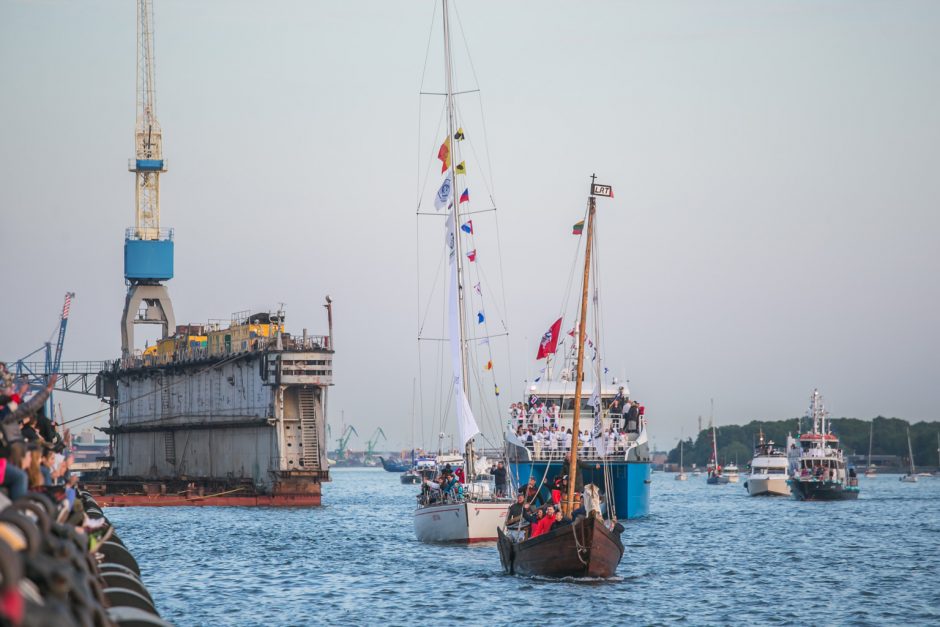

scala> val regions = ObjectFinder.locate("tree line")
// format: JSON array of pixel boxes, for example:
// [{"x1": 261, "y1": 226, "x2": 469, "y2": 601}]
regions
[{"x1": 667, "y1": 417, "x2": 940, "y2": 469}]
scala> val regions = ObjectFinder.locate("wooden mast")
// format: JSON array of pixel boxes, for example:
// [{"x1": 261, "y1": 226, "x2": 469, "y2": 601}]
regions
[{"x1": 564, "y1": 182, "x2": 596, "y2": 516}]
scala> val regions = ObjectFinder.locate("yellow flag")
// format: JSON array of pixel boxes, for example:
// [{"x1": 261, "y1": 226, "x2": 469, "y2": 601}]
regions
[
  {"x1": 454, "y1": 127, "x2": 465, "y2": 141},
  {"x1": 455, "y1": 161, "x2": 466, "y2": 175}
]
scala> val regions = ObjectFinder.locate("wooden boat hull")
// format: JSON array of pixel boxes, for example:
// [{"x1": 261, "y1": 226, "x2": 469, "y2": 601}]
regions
[
  {"x1": 788, "y1": 479, "x2": 859, "y2": 501},
  {"x1": 497, "y1": 514, "x2": 624, "y2": 578}
]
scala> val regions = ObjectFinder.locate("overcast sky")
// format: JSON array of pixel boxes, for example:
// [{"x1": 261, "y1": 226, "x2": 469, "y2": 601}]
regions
[{"x1": 2, "y1": 0, "x2": 938, "y2": 453}]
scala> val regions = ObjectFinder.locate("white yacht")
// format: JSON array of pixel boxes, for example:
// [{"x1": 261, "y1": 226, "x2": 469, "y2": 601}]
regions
[
  {"x1": 724, "y1": 462, "x2": 740, "y2": 483},
  {"x1": 744, "y1": 431, "x2": 790, "y2": 496}
]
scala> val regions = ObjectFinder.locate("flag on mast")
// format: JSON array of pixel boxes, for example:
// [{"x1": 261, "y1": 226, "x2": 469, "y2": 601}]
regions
[
  {"x1": 434, "y1": 174, "x2": 453, "y2": 211},
  {"x1": 437, "y1": 137, "x2": 451, "y2": 173},
  {"x1": 455, "y1": 161, "x2": 466, "y2": 175},
  {"x1": 536, "y1": 317, "x2": 563, "y2": 360},
  {"x1": 466, "y1": 249, "x2": 477, "y2": 262},
  {"x1": 454, "y1": 127, "x2": 465, "y2": 140},
  {"x1": 589, "y1": 380, "x2": 606, "y2": 456},
  {"x1": 572, "y1": 220, "x2": 585, "y2": 235},
  {"x1": 461, "y1": 220, "x2": 473, "y2": 234},
  {"x1": 459, "y1": 188, "x2": 470, "y2": 203}
]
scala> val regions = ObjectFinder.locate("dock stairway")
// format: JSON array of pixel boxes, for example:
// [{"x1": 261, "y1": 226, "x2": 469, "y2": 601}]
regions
[{"x1": 299, "y1": 389, "x2": 320, "y2": 470}]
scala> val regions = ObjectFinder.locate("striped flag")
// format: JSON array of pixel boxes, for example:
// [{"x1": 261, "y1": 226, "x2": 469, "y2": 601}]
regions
[{"x1": 572, "y1": 220, "x2": 585, "y2": 235}]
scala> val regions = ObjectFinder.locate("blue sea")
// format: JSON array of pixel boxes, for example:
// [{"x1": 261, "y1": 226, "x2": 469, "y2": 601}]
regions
[{"x1": 106, "y1": 469, "x2": 940, "y2": 626}]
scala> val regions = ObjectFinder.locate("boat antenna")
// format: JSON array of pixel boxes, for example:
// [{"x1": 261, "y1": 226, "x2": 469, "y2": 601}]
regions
[{"x1": 564, "y1": 176, "x2": 597, "y2": 517}]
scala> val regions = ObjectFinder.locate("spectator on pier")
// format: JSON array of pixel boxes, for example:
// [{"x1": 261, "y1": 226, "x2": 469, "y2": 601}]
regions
[{"x1": 563, "y1": 428, "x2": 573, "y2": 452}]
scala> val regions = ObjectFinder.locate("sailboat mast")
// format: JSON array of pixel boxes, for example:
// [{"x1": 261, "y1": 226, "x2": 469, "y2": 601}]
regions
[
  {"x1": 565, "y1": 190, "x2": 596, "y2": 515},
  {"x1": 441, "y1": 0, "x2": 474, "y2": 478},
  {"x1": 868, "y1": 421, "x2": 873, "y2": 468},
  {"x1": 907, "y1": 426, "x2": 915, "y2": 475}
]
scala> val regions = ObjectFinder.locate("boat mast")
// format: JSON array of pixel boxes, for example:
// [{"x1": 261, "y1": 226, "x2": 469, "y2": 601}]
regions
[
  {"x1": 907, "y1": 425, "x2": 915, "y2": 475},
  {"x1": 867, "y1": 420, "x2": 873, "y2": 468},
  {"x1": 564, "y1": 180, "x2": 596, "y2": 516},
  {"x1": 441, "y1": 0, "x2": 474, "y2": 479}
]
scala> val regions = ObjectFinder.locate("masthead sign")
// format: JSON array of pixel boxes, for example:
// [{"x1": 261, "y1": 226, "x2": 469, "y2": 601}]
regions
[{"x1": 591, "y1": 183, "x2": 614, "y2": 198}]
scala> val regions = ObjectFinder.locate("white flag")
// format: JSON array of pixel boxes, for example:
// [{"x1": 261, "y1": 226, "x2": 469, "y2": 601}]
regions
[
  {"x1": 434, "y1": 174, "x2": 453, "y2": 211},
  {"x1": 589, "y1": 380, "x2": 606, "y2": 456}
]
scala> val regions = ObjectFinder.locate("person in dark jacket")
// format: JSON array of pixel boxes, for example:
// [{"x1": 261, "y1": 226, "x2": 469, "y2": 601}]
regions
[
  {"x1": 492, "y1": 461, "x2": 507, "y2": 497},
  {"x1": 505, "y1": 493, "x2": 526, "y2": 528}
]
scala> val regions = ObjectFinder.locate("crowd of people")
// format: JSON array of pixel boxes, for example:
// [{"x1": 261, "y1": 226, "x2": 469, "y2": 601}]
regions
[
  {"x1": 0, "y1": 363, "x2": 151, "y2": 625},
  {"x1": 507, "y1": 388, "x2": 646, "y2": 459},
  {"x1": 505, "y1": 474, "x2": 590, "y2": 540}
]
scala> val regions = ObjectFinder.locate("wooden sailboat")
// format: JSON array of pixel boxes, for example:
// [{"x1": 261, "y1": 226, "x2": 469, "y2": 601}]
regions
[
  {"x1": 412, "y1": 0, "x2": 510, "y2": 542},
  {"x1": 864, "y1": 420, "x2": 877, "y2": 478},
  {"x1": 900, "y1": 425, "x2": 917, "y2": 483},
  {"x1": 497, "y1": 178, "x2": 624, "y2": 578},
  {"x1": 675, "y1": 441, "x2": 688, "y2": 481}
]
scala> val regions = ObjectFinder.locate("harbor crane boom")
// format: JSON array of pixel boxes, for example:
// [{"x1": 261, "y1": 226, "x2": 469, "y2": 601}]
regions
[
  {"x1": 364, "y1": 428, "x2": 387, "y2": 462},
  {"x1": 335, "y1": 425, "x2": 358, "y2": 461}
]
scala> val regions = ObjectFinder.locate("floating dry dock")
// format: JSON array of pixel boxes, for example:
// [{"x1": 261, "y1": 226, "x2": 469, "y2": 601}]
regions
[{"x1": 89, "y1": 308, "x2": 333, "y2": 506}]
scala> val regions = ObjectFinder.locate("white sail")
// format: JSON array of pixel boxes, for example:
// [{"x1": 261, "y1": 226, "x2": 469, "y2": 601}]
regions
[{"x1": 446, "y1": 213, "x2": 479, "y2": 447}]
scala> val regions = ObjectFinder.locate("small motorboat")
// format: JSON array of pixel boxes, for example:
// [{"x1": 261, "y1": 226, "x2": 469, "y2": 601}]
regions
[
  {"x1": 379, "y1": 456, "x2": 410, "y2": 473},
  {"x1": 400, "y1": 470, "x2": 421, "y2": 484}
]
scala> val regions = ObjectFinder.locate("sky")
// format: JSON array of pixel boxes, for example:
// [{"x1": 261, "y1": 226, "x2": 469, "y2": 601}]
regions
[{"x1": 2, "y1": 0, "x2": 939, "y2": 453}]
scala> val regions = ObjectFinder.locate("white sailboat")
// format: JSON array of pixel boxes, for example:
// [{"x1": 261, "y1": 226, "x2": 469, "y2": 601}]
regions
[
  {"x1": 675, "y1": 441, "x2": 688, "y2": 481},
  {"x1": 864, "y1": 420, "x2": 877, "y2": 478},
  {"x1": 900, "y1": 425, "x2": 917, "y2": 483},
  {"x1": 412, "y1": 0, "x2": 510, "y2": 543}
]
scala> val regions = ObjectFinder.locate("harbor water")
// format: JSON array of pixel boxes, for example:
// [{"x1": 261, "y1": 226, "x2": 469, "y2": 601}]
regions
[{"x1": 106, "y1": 469, "x2": 940, "y2": 626}]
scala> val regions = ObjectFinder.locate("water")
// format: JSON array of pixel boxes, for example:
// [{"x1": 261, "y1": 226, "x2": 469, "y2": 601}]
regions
[{"x1": 106, "y1": 470, "x2": 940, "y2": 626}]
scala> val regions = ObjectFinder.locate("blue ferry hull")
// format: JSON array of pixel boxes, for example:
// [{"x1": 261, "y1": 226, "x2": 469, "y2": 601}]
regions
[{"x1": 510, "y1": 460, "x2": 651, "y2": 519}]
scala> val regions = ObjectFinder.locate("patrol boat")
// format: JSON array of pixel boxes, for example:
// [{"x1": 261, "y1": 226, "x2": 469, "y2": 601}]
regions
[{"x1": 787, "y1": 389, "x2": 859, "y2": 501}]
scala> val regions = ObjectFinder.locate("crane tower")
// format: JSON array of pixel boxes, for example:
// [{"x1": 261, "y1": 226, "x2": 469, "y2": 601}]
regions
[{"x1": 121, "y1": 0, "x2": 175, "y2": 357}]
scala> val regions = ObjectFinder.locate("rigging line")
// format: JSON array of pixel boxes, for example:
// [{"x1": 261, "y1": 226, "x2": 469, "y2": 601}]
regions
[
  {"x1": 59, "y1": 351, "x2": 249, "y2": 427},
  {"x1": 416, "y1": 102, "x2": 448, "y2": 212},
  {"x1": 416, "y1": 245, "x2": 447, "y2": 338},
  {"x1": 419, "y1": 89, "x2": 481, "y2": 96},
  {"x1": 420, "y1": 331, "x2": 509, "y2": 342},
  {"x1": 415, "y1": 212, "x2": 448, "y2": 217},
  {"x1": 417, "y1": 0, "x2": 438, "y2": 103},
  {"x1": 461, "y1": 207, "x2": 497, "y2": 216},
  {"x1": 451, "y1": 2, "x2": 497, "y2": 199},
  {"x1": 490, "y1": 194, "x2": 514, "y2": 402},
  {"x1": 452, "y1": 97, "x2": 496, "y2": 200}
]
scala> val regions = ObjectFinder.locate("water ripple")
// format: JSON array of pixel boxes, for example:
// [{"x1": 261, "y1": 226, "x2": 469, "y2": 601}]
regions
[{"x1": 105, "y1": 470, "x2": 940, "y2": 626}]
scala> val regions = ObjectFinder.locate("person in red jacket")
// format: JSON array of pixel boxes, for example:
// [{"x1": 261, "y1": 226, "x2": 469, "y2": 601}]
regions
[{"x1": 530, "y1": 505, "x2": 556, "y2": 538}]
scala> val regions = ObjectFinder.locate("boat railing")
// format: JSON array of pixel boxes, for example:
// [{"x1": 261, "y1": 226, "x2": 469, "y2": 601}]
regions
[
  {"x1": 116, "y1": 333, "x2": 333, "y2": 370},
  {"x1": 513, "y1": 445, "x2": 645, "y2": 463}
]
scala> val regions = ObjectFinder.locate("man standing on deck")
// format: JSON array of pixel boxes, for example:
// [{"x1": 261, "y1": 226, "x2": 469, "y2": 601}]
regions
[{"x1": 492, "y1": 461, "x2": 507, "y2": 497}]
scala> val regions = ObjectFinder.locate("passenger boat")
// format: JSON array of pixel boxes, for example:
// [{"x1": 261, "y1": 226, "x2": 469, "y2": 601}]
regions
[
  {"x1": 498, "y1": 178, "x2": 625, "y2": 578},
  {"x1": 899, "y1": 425, "x2": 918, "y2": 483},
  {"x1": 411, "y1": 0, "x2": 510, "y2": 543},
  {"x1": 675, "y1": 441, "x2": 688, "y2": 481},
  {"x1": 787, "y1": 389, "x2": 859, "y2": 501},
  {"x1": 706, "y1": 425, "x2": 728, "y2": 485},
  {"x1": 744, "y1": 431, "x2": 789, "y2": 496}
]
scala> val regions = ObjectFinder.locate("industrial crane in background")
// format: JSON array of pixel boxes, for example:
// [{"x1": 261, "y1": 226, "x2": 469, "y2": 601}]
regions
[
  {"x1": 121, "y1": 0, "x2": 175, "y2": 358},
  {"x1": 364, "y1": 428, "x2": 387, "y2": 465},
  {"x1": 334, "y1": 425, "x2": 359, "y2": 462},
  {"x1": 11, "y1": 292, "x2": 75, "y2": 422}
]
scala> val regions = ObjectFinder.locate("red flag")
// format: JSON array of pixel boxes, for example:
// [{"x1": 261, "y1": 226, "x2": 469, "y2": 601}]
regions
[
  {"x1": 438, "y1": 138, "x2": 451, "y2": 173},
  {"x1": 536, "y1": 317, "x2": 563, "y2": 360},
  {"x1": 466, "y1": 249, "x2": 476, "y2": 262}
]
